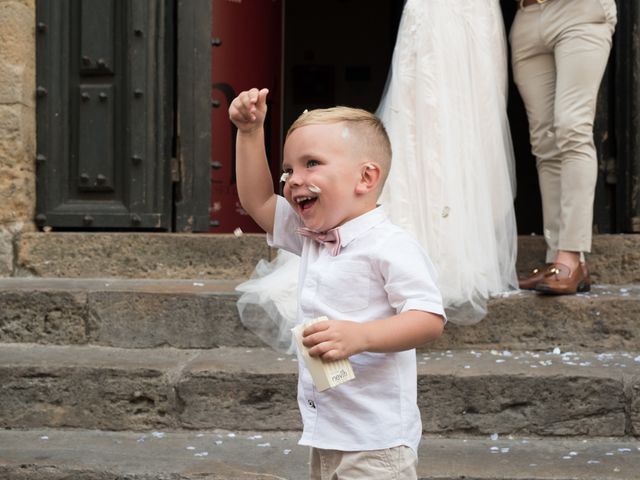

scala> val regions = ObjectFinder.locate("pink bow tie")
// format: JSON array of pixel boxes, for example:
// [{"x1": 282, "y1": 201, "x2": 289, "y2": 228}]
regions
[{"x1": 297, "y1": 227, "x2": 342, "y2": 256}]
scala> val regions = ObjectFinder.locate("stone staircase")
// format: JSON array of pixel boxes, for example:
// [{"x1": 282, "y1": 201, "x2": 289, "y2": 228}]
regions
[{"x1": 0, "y1": 232, "x2": 639, "y2": 479}]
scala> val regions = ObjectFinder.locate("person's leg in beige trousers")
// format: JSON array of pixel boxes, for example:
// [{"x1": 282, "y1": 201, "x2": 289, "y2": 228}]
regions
[
  {"x1": 309, "y1": 446, "x2": 417, "y2": 480},
  {"x1": 510, "y1": 0, "x2": 617, "y2": 294}
]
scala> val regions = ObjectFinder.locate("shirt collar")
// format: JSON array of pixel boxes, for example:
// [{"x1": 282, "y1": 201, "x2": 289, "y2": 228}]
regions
[{"x1": 336, "y1": 206, "x2": 387, "y2": 250}]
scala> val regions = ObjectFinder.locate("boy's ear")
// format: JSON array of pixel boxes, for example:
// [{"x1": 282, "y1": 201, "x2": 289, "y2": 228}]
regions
[{"x1": 355, "y1": 162, "x2": 381, "y2": 195}]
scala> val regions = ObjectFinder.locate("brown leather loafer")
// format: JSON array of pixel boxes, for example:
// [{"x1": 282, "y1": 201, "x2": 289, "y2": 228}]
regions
[
  {"x1": 535, "y1": 262, "x2": 591, "y2": 295},
  {"x1": 518, "y1": 264, "x2": 552, "y2": 290}
]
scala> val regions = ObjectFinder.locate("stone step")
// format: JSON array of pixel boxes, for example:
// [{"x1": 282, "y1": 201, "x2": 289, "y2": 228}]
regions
[
  {"x1": 1, "y1": 429, "x2": 638, "y2": 480},
  {"x1": 12, "y1": 232, "x2": 640, "y2": 283},
  {"x1": 1, "y1": 344, "x2": 638, "y2": 436},
  {"x1": 14, "y1": 232, "x2": 272, "y2": 280},
  {"x1": 1, "y1": 278, "x2": 639, "y2": 352}
]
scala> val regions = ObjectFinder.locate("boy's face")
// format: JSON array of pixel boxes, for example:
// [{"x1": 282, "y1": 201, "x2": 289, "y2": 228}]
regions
[{"x1": 282, "y1": 122, "x2": 368, "y2": 232}]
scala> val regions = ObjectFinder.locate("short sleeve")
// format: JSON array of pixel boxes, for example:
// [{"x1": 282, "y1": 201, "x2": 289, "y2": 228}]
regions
[
  {"x1": 378, "y1": 233, "x2": 446, "y2": 321},
  {"x1": 267, "y1": 195, "x2": 304, "y2": 255}
]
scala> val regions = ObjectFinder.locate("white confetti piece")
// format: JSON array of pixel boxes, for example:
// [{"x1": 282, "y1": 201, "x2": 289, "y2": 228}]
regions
[
  {"x1": 553, "y1": 347, "x2": 561, "y2": 355},
  {"x1": 193, "y1": 282, "x2": 204, "y2": 287},
  {"x1": 490, "y1": 433, "x2": 499, "y2": 441},
  {"x1": 283, "y1": 449, "x2": 292, "y2": 455},
  {"x1": 215, "y1": 440, "x2": 223, "y2": 445},
  {"x1": 587, "y1": 460, "x2": 601, "y2": 464},
  {"x1": 194, "y1": 452, "x2": 209, "y2": 457},
  {"x1": 227, "y1": 433, "x2": 236, "y2": 438},
  {"x1": 186, "y1": 446, "x2": 195, "y2": 450},
  {"x1": 257, "y1": 443, "x2": 271, "y2": 447},
  {"x1": 40, "y1": 436, "x2": 49, "y2": 440},
  {"x1": 151, "y1": 432, "x2": 165, "y2": 439},
  {"x1": 233, "y1": 227, "x2": 243, "y2": 237}
]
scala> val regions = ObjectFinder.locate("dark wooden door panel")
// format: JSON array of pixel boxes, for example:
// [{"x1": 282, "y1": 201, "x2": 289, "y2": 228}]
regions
[{"x1": 36, "y1": 0, "x2": 173, "y2": 230}]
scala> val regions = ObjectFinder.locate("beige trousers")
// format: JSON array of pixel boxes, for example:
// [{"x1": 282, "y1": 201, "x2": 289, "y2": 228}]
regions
[
  {"x1": 309, "y1": 446, "x2": 417, "y2": 480},
  {"x1": 510, "y1": 0, "x2": 617, "y2": 262}
]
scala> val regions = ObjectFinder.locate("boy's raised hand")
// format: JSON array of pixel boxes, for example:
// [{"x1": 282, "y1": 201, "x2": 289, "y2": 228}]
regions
[{"x1": 229, "y1": 88, "x2": 269, "y2": 133}]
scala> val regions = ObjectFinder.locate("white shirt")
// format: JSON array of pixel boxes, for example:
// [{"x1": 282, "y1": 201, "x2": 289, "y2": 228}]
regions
[
  {"x1": 267, "y1": 197, "x2": 444, "y2": 452},
  {"x1": 268, "y1": 196, "x2": 445, "y2": 453}
]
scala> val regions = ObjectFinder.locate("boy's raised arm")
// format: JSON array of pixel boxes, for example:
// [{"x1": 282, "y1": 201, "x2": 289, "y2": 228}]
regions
[{"x1": 229, "y1": 88, "x2": 277, "y2": 234}]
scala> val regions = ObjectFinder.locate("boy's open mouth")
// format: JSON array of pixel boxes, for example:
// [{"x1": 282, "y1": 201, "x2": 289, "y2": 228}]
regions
[{"x1": 295, "y1": 195, "x2": 317, "y2": 211}]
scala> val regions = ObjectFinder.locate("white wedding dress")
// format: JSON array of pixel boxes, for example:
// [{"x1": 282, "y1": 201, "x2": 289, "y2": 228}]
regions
[{"x1": 237, "y1": 0, "x2": 518, "y2": 353}]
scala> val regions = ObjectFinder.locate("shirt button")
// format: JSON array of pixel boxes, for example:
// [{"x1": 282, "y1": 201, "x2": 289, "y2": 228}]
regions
[{"x1": 308, "y1": 400, "x2": 316, "y2": 409}]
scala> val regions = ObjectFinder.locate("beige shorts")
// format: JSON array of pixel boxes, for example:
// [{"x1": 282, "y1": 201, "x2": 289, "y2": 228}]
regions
[{"x1": 309, "y1": 445, "x2": 417, "y2": 480}]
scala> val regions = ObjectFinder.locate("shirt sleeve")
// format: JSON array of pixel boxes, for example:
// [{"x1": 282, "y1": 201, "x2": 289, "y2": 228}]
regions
[
  {"x1": 378, "y1": 232, "x2": 447, "y2": 322},
  {"x1": 267, "y1": 195, "x2": 304, "y2": 255}
]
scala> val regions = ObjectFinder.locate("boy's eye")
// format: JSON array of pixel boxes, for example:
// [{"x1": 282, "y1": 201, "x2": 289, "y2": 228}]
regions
[{"x1": 307, "y1": 160, "x2": 319, "y2": 168}]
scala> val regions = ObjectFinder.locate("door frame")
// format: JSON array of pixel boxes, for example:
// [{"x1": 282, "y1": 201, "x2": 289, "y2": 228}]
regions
[{"x1": 175, "y1": 0, "x2": 212, "y2": 232}]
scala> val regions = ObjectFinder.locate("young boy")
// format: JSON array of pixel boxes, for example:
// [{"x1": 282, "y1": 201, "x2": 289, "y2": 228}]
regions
[{"x1": 229, "y1": 88, "x2": 445, "y2": 479}]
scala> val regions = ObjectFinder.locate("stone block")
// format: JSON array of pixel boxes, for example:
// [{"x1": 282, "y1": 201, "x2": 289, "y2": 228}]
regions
[
  {"x1": 0, "y1": 344, "x2": 190, "y2": 431},
  {"x1": 628, "y1": 373, "x2": 640, "y2": 436},
  {"x1": 0, "y1": 1, "x2": 35, "y2": 69},
  {"x1": 0, "y1": 365, "x2": 174, "y2": 430},
  {"x1": 88, "y1": 289, "x2": 258, "y2": 349},
  {"x1": 0, "y1": 227, "x2": 13, "y2": 276},
  {"x1": 16, "y1": 233, "x2": 272, "y2": 279},
  {"x1": 0, "y1": 290, "x2": 88, "y2": 344},
  {"x1": 420, "y1": 374, "x2": 626, "y2": 437},
  {"x1": 176, "y1": 372, "x2": 300, "y2": 431},
  {"x1": 436, "y1": 286, "x2": 640, "y2": 352}
]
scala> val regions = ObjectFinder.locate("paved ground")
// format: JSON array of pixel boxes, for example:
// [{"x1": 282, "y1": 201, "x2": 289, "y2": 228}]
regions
[{"x1": 1, "y1": 429, "x2": 639, "y2": 479}]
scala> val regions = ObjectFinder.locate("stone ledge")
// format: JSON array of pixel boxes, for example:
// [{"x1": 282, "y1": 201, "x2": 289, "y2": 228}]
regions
[
  {"x1": 12, "y1": 233, "x2": 640, "y2": 283},
  {"x1": 0, "y1": 344, "x2": 638, "y2": 436},
  {"x1": 1, "y1": 279, "x2": 639, "y2": 352},
  {"x1": 1, "y1": 429, "x2": 639, "y2": 480},
  {"x1": 16, "y1": 232, "x2": 273, "y2": 280}
]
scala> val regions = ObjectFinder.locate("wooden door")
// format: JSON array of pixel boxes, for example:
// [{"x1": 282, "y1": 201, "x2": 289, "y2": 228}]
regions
[{"x1": 210, "y1": 0, "x2": 283, "y2": 233}]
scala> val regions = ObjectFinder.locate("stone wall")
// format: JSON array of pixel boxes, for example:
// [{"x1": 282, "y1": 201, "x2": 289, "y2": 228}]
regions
[{"x1": 0, "y1": 0, "x2": 36, "y2": 275}]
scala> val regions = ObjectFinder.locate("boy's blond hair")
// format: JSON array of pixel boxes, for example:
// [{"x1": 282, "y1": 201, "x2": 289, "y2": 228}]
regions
[{"x1": 287, "y1": 107, "x2": 392, "y2": 188}]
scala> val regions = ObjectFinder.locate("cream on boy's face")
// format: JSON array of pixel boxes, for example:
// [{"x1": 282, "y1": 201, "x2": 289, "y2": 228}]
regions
[{"x1": 282, "y1": 122, "x2": 362, "y2": 232}]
